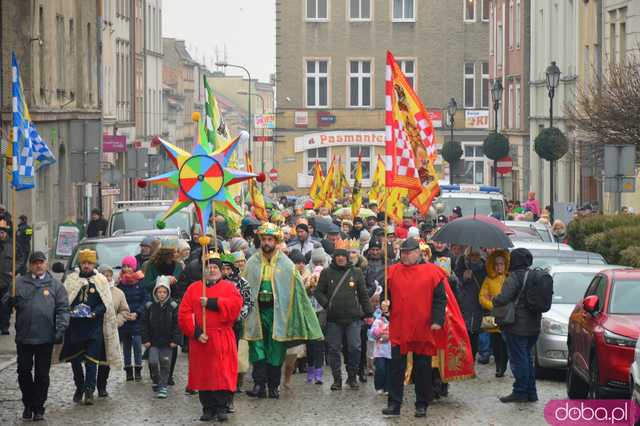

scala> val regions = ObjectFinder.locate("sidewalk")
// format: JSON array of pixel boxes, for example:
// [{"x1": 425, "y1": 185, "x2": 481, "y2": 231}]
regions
[{"x1": 0, "y1": 319, "x2": 16, "y2": 372}]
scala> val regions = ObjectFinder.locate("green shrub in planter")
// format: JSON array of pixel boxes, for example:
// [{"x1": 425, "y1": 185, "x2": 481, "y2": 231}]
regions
[
  {"x1": 442, "y1": 141, "x2": 463, "y2": 164},
  {"x1": 584, "y1": 232, "x2": 610, "y2": 261},
  {"x1": 483, "y1": 133, "x2": 509, "y2": 160},
  {"x1": 585, "y1": 226, "x2": 640, "y2": 264},
  {"x1": 534, "y1": 127, "x2": 568, "y2": 161},
  {"x1": 619, "y1": 246, "x2": 640, "y2": 267},
  {"x1": 567, "y1": 214, "x2": 640, "y2": 250}
]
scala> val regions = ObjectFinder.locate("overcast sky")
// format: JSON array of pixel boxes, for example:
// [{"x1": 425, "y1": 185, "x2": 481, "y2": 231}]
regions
[{"x1": 162, "y1": 0, "x2": 275, "y2": 82}]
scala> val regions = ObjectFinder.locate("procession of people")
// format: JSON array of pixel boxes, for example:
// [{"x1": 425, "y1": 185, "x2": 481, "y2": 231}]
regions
[{"x1": 0, "y1": 195, "x2": 554, "y2": 422}]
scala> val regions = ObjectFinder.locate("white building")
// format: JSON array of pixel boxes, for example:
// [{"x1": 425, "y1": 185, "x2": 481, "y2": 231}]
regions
[
  {"x1": 529, "y1": 0, "x2": 579, "y2": 208},
  {"x1": 144, "y1": 0, "x2": 163, "y2": 142}
]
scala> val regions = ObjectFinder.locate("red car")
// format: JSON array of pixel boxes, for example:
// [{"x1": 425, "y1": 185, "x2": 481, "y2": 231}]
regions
[{"x1": 567, "y1": 269, "x2": 640, "y2": 399}]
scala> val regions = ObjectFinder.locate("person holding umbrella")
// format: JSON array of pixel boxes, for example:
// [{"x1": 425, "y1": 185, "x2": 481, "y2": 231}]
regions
[{"x1": 453, "y1": 247, "x2": 486, "y2": 361}]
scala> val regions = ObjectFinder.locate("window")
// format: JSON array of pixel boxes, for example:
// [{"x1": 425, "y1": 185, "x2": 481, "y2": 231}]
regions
[
  {"x1": 87, "y1": 23, "x2": 92, "y2": 101},
  {"x1": 397, "y1": 59, "x2": 415, "y2": 89},
  {"x1": 348, "y1": 60, "x2": 372, "y2": 107},
  {"x1": 481, "y1": 62, "x2": 489, "y2": 108},
  {"x1": 349, "y1": 146, "x2": 372, "y2": 180},
  {"x1": 515, "y1": 0, "x2": 521, "y2": 48},
  {"x1": 489, "y1": 5, "x2": 494, "y2": 54},
  {"x1": 349, "y1": 0, "x2": 371, "y2": 20},
  {"x1": 464, "y1": 62, "x2": 475, "y2": 108},
  {"x1": 482, "y1": 0, "x2": 489, "y2": 21},
  {"x1": 305, "y1": 59, "x2": 329, "y2": 108},
  {"x1": 610, "y1": 20, "x2": 616, "y2": 65},
  {"x1": 464, "y1": 0, "x2": 475, "y2": 22},
  {"x1": 515, "y1": 82, "x2": 521, "y2": 129},
  {"x1": 56, "y1": 15, "x2": 65, "y2": 93},
  {"x1": 508, "y1": 82, "x2": 513, "y2": 129},
  {"x1": 509, "y1": 1, "x2": 514, "y2": 48},
  {"x1": 306, "y1": 0, "x2": 328, "y2": 20},
  {"x1": 497, "y1": 22, "x2": 503, "y2": 68},
  {"x1": 620, "y1": 22, "x2": 626, "y2": 64},
  {"x1": 393, "y1": 0, "x2": 415, "y2": 21},
  {"x1": 462, "y1": 144, "x2": 485, "y2": 184},
  {"x1": 306, "y1": 148, "x2": 329, "y2": 176}
]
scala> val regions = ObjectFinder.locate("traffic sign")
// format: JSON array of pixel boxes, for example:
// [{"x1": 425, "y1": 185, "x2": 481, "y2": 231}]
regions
[
  {"x1": 269, "y1": 168, "x2": 278, "y2": 182},
  {"x1": 496, "y1": 156, "x2": 513, "y2": 175}
]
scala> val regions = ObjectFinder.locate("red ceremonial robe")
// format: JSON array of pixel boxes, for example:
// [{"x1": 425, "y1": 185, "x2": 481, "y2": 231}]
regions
[
  {"x1": 387, "y1": 263, "x2": 446, "y2": 355},
  {"x1": 178, "y1": 279, "x2": 242, "y2": 391}
]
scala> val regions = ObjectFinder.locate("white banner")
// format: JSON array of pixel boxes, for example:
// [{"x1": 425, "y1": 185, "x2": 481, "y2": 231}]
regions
[{"x1": 294, "y1": 130, "x2": 385, "y2": 153}]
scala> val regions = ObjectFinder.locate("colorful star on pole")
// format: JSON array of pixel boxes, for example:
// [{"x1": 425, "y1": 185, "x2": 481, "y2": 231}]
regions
[{"x1": 142, "y1": 112, "x2": 256, "y2": 233}]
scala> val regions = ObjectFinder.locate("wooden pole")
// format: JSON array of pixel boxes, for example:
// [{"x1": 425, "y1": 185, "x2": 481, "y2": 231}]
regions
[
  {"x1": 201, "y1": 239, "x2": 208, "y2": 332},
  {"x1": 11, "y1": 187, "x2": 16, "y2": 297},
  {"x1": 383, "y1": 185, "x2": 389, "y2": 301}
]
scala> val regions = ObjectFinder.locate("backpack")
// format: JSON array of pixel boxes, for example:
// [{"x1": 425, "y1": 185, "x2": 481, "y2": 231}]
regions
[{"x1": 523, "y1": 268, "x2": 554, "y2": 313}]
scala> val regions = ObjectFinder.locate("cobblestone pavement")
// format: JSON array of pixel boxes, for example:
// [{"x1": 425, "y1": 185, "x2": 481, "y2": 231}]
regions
[{"x1": 0, "y1": 347, "x2": 565, "y2": 426}]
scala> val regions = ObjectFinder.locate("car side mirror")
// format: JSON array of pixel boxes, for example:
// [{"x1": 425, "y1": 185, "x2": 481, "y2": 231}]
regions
[
  {"x1": 51, "y1": 262, "x2": 66, "y2": 274},
  {"x1": 583, "y1": 295, "x2": 599, "y2": 314}
]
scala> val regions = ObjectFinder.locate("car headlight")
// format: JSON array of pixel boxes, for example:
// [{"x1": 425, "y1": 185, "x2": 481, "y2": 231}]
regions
[
  {"x1": 542, "y1": 317, "x2": 568, "y2": 336},
  {"x1": 603, "y1": 329, "x2": 638, "y2": 348}
]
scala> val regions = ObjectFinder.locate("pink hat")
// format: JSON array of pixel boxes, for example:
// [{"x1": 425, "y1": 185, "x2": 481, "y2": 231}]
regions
[{"x1": 122, "y1": 256, "x2": 137, "y2": 270}]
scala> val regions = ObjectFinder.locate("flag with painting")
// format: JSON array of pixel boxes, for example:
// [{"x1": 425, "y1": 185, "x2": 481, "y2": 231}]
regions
[
  {"x1": 384, "y1": 51, "x2": 439, "y2": 214},
  {"x1": 11, "y1": 52, "x2": 56, "y2": 191}
]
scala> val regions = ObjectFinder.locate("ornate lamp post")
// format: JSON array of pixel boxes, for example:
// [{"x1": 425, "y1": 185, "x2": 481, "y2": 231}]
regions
[
  {"x1": 490, "y1": 79, "x2": 504, "y2": 186},
  {"x1": 447, "y1": 97, "x2": 458, "y2": 184},
  {"x1": 545, "y1": 61, "x2": 561, "y2": 205}
]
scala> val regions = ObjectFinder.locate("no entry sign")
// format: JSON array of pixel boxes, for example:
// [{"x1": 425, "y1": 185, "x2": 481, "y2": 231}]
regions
[{"x1": 496, "y1": 156, "x2": 513, "y2": 175}]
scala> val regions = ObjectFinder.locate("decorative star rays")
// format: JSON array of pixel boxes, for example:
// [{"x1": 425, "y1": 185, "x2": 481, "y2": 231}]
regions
[{"x1": 144, "y1": 121, "x2": 255, "y2": 233}]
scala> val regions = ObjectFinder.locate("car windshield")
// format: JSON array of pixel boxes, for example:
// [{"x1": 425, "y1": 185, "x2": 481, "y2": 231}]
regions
[
  {"x1": 531, "y1": 254, "x2": 606, "y2": 269},
  {"x1": 552, "y1": 272, "x2": 598, "y2": 304},
  {"x1": 609, "y1": 280, "x2": 640, "y2": 314},
  {"x1": 111, "y1": 210, "x2": 190, "y2": 234},
  {"x1": 437, "y1": 197, "x2": 505, "y2": 220},
  {"x1": 509, "y1": 226, "x2": 552, "y2": 242},
  {"x1": 71, "y1": 241, "x2": 141, "y2": 269}
]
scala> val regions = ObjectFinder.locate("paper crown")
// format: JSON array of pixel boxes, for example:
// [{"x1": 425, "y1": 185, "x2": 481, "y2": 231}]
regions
[
  {"x1": 257, "y1": 222, "x2": 284, "y2": 241},
  {"x1": 335, "y1": 239, "x2": 360, "y2": 251},
  {"x1": 220, "y1": 253, "x2": 236, "y2": 265},
  {"x1": 78, "y1": 249, "x2": 97, "y2": 265}
]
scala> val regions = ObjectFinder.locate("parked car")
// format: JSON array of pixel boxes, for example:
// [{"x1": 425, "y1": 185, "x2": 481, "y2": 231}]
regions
[
  {"x1": 435, "y1": 185, "x2": 507, "y2": 220},
  {"x1": 567, "y1": 269, "x2": 640, "y2": 399},
  {"x1": 536, "y1": 264, "x2": 627, "y2": 370},
  {"x1": 108, "y1": 200, "x2": 193, "y2": 236},
  {"x1": 504, "y1": 220, "x2": 554, "y2": 243},
  {"x1": 631, "y1": 338, "x2": 640, "y2": 404},
  {"x1": 125, "y1": 227, "x2": 190, "y2": 241}
]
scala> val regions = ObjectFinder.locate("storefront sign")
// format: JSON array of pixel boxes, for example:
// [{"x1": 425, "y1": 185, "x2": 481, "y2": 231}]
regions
[
  {"x1": 428, "y1": 111, "x2": 443, "y2": 128},
  {"x1": 294, "y1": 131, "x2": 385, "y2": 153},
  {"x1": 294, "y1": 111, "x2": 308, "y2": 127},
  {"x1": 255, "y1": 114, "x2": 275, "y2": 129},
  {"x1": 317, "y1": 111, "x2": 337, "y2": 127},
  {"x1": 465, "y1": 110, "x2": 490, "y2": 129},
  {"x1": 103, "y1": 135, "x2": 127, "y2": 152}
]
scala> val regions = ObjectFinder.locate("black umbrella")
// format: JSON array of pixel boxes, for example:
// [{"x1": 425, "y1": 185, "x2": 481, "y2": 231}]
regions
[
  {"x1": 432, "y1": 217, "x2": 513, "y2": 249},
  {"x1": 271, "y1": 184, "x2": 295, "y2": 193},
  {"x1": 312, "y1": 216, "x2": 338, "y2": 235}
]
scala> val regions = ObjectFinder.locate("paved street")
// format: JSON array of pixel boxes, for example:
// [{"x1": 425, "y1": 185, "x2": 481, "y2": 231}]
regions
[{"x1": 0, "y1": 342, "x2": 564, "y2": 426}]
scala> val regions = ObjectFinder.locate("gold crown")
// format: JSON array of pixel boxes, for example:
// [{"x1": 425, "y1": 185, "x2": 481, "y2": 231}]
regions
[{"x1": 335, "y1": 239, "x2": 360, "y2": 250}]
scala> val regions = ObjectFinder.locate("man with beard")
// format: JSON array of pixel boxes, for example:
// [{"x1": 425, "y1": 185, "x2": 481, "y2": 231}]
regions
[
  {"x1": 243, "y1": 223, "x2": 323, "y2": 399},
  {"x1": 350, "y1": 217, "x2": 365, "y2": 240},
  {"x1": 381, "y1": 238, "x2": 447, "y2": 418},
  {"x1": 287, "y1": 223, "x2": 318, "y2": 256}
]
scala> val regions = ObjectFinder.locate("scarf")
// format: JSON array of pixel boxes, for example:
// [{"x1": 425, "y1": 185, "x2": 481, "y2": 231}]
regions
[{"x1": 119, "y1": 270, "x2": 144, "y2": 285}]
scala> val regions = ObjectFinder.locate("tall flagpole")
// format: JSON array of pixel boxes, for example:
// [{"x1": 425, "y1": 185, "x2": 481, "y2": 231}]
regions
[
  {"x1": 383, "y1": 185, "x2": 388, "y2": 301},
  {"x1": 11, "y1": 187, "x2": 16, "y2": 297}
]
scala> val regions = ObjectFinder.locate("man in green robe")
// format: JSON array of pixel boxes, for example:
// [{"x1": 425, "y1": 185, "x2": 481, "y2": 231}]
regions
[{"x1": 242, "y1": 223, "x2": 323, "y2": 399}]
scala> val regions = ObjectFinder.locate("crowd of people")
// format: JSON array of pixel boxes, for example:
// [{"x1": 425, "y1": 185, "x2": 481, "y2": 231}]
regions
[{"x1": 1, "y1": 198, "x2": 549, "y2": 421}]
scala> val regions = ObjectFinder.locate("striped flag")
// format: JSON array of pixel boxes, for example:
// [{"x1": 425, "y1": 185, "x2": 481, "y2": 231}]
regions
[
  {"x1": 204, "y1": 75, "x2": 229, "y2": 150},
  {"x1": 11, "y1": 52, "x2": 55, "y2": 191},
  {"x1": 351, "y1": 155, "x2": 363, "y2": 219}
]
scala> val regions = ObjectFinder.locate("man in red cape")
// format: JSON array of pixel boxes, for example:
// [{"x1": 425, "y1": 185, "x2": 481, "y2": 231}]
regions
[
  {"x1": 381, "y1": 238, "x2": 473, "y2": 418},
  {"x1": 178, "y1": 255, "x2": 243, "y2": 422}
]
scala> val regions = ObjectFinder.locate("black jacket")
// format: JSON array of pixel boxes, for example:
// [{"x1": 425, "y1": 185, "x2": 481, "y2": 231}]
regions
[
  {"x1": 2, "y1": 273, "x2": 69, "y2": 344},
  {"x1": 315, "y1": 261, "x2": 373, "y2": 324},
  {"x1": 86, "y1": 218, "x2": 108, "y2": 238},
  {"x1": 453, "y1": 256, "x2": 487, "y2": 334},
  {"x1": 142, "y1": 298, "x2": 181, "y2": 347},
  {"x1": 493, "y1": 248, "x2": 541, "y2": 336},
  {"x1": 364, "y1": 258, "x2": 384, "y2": 298}
]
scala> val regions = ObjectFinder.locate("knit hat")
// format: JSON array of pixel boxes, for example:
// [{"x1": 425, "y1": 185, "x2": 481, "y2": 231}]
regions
[
  {"x1": 229, "y1": 237, "x2": 248, "y2": 253},
  {"x1": 121, "y1": 256, "x2": 137, "y2": 270},
  {"x1": 407, "y1": 226, "x2": 420, "y2": 240},
  {"x1": 288, "y1": 249, "x2": 306, "y2": 265},
  {"x1": 358, "y1": 229, "x2": 371, "y2": 243},
  {"x1": 310, "y1": 247, "x2": 328, "y2": 266},
  {"x1": 98, "y1": 264, "x2": 113, "y2": 275},
  {"x1": 153, "y1": 276, "x2": 172, "y2": 302},
  {"x1": 78, "y1": 249, "x2": 97, "y2": 265}
]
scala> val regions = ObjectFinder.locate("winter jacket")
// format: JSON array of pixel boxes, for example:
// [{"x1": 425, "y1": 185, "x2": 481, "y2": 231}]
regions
[
  {"x1": 453, "y1": 256, "x2": 487, "y2": 334},
  {"x1": 364, "y1": 258, "x2": 385, "y2": 298},
  {"x1": 2, "y1": 273, "x2": 69, "y2": 344},
  {"x1": 287, "y1": 237, "x2": 319, "y2": 256},
  {"x1": 315, "y1": 261, "x2": 373, "y2": 325},
  {"x1": 142, "y1": 261, "x2": 183, "y2": 297},
  {"x1": 86, "y1": 218, "x2": 108, "y2": 238},
  {"x1": 110, "y1": 286, "x2": 130, "y2": 328},
  {"x1": 478, "y1": 250, "x2": 510, "y2": 333},
  {"x1": 142, "y1": 289, "x2": 180, "y2": 347},
  {"x1": 493, "y1": 248, "x2": 541, "y2": 337},
  {"x1": 117, "y1": 275, "x2": 147, "y2": 335}
]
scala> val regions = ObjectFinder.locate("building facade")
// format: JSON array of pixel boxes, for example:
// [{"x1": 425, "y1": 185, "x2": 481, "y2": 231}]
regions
[
  {"x1": 529, "y1": 0, "x2": 579, "y2": 208},
  {"x1": 275, "y1": 0, "x2": 490, "y2": 195},
  {"x1": 0, "y1": 0, "x2": 101, "y2": 252},
  {"x1": 489, "y1": 0, "x2": 531, "y2": 201}
]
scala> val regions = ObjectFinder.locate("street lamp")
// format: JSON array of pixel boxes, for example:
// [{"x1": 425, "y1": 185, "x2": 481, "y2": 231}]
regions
[
  {"x1": 545, "y1": 61, "x2": 561, "y2": 205},
  {"x1": 491, "y1": 79, "x2": 504, "y2": 187},
  {"x1": 238, "y1": 90, "x2": 267, "y2": 192},
  {"x1": 447, "y1": 98, "x2": 458, "y2": 185},
  {"x1": 216, "y1": 61, "x2": 252, "y2": 157}
]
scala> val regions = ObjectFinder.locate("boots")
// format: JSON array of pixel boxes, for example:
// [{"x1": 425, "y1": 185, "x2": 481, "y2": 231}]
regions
[
  {"x1": 83, "y1": 390, "x2": 94, "y2": 405},
  {"x1": 330, "y1": 374, "x2": 342, "y2": 391},
  {"x1": 134, "y1": 366, "x2": 142, "y2": 382},
  {"x1": 73, "y1": 388, "x2": 83, "y2": 403},
  {"x1": 346, "y1": 372, "x2": 359, "y2": 390},
  {"x1": 268, "y1": 385, "x2": 280, "y2": 399},
  {"x1": 314, "y1": 368, "x2": 323, "y2": 385},
  {"x1": 306, "y1": 368, "x2": 315, "y2": 384},
  {"x1": 382, "y1": 403, "x2": 401, "y2": 416},
  {"x1": 124, "y1": 366, "x2": 134, "y2": 382},
  {"x1": 245, "y1": 383, "x2": 266, "y2": 398}
]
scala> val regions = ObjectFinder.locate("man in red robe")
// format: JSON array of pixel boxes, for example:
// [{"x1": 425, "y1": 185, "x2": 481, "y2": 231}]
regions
[
  {"x1": 178, "y1": 255, "x2": 243, "y2": 422},
  {"x1": 381, "y1": 238, "x2": 447, "y2": 419}
]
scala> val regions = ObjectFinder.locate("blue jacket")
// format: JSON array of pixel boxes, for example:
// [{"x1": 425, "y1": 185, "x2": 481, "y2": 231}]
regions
[{"x1": 117, "y1": 280, "x2": 147, "y2": 335}]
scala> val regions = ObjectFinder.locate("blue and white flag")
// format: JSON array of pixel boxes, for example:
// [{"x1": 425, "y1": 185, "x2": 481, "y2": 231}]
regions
[{"x1": 11, "y1": 52, "x2": 55, "y2": 191}]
